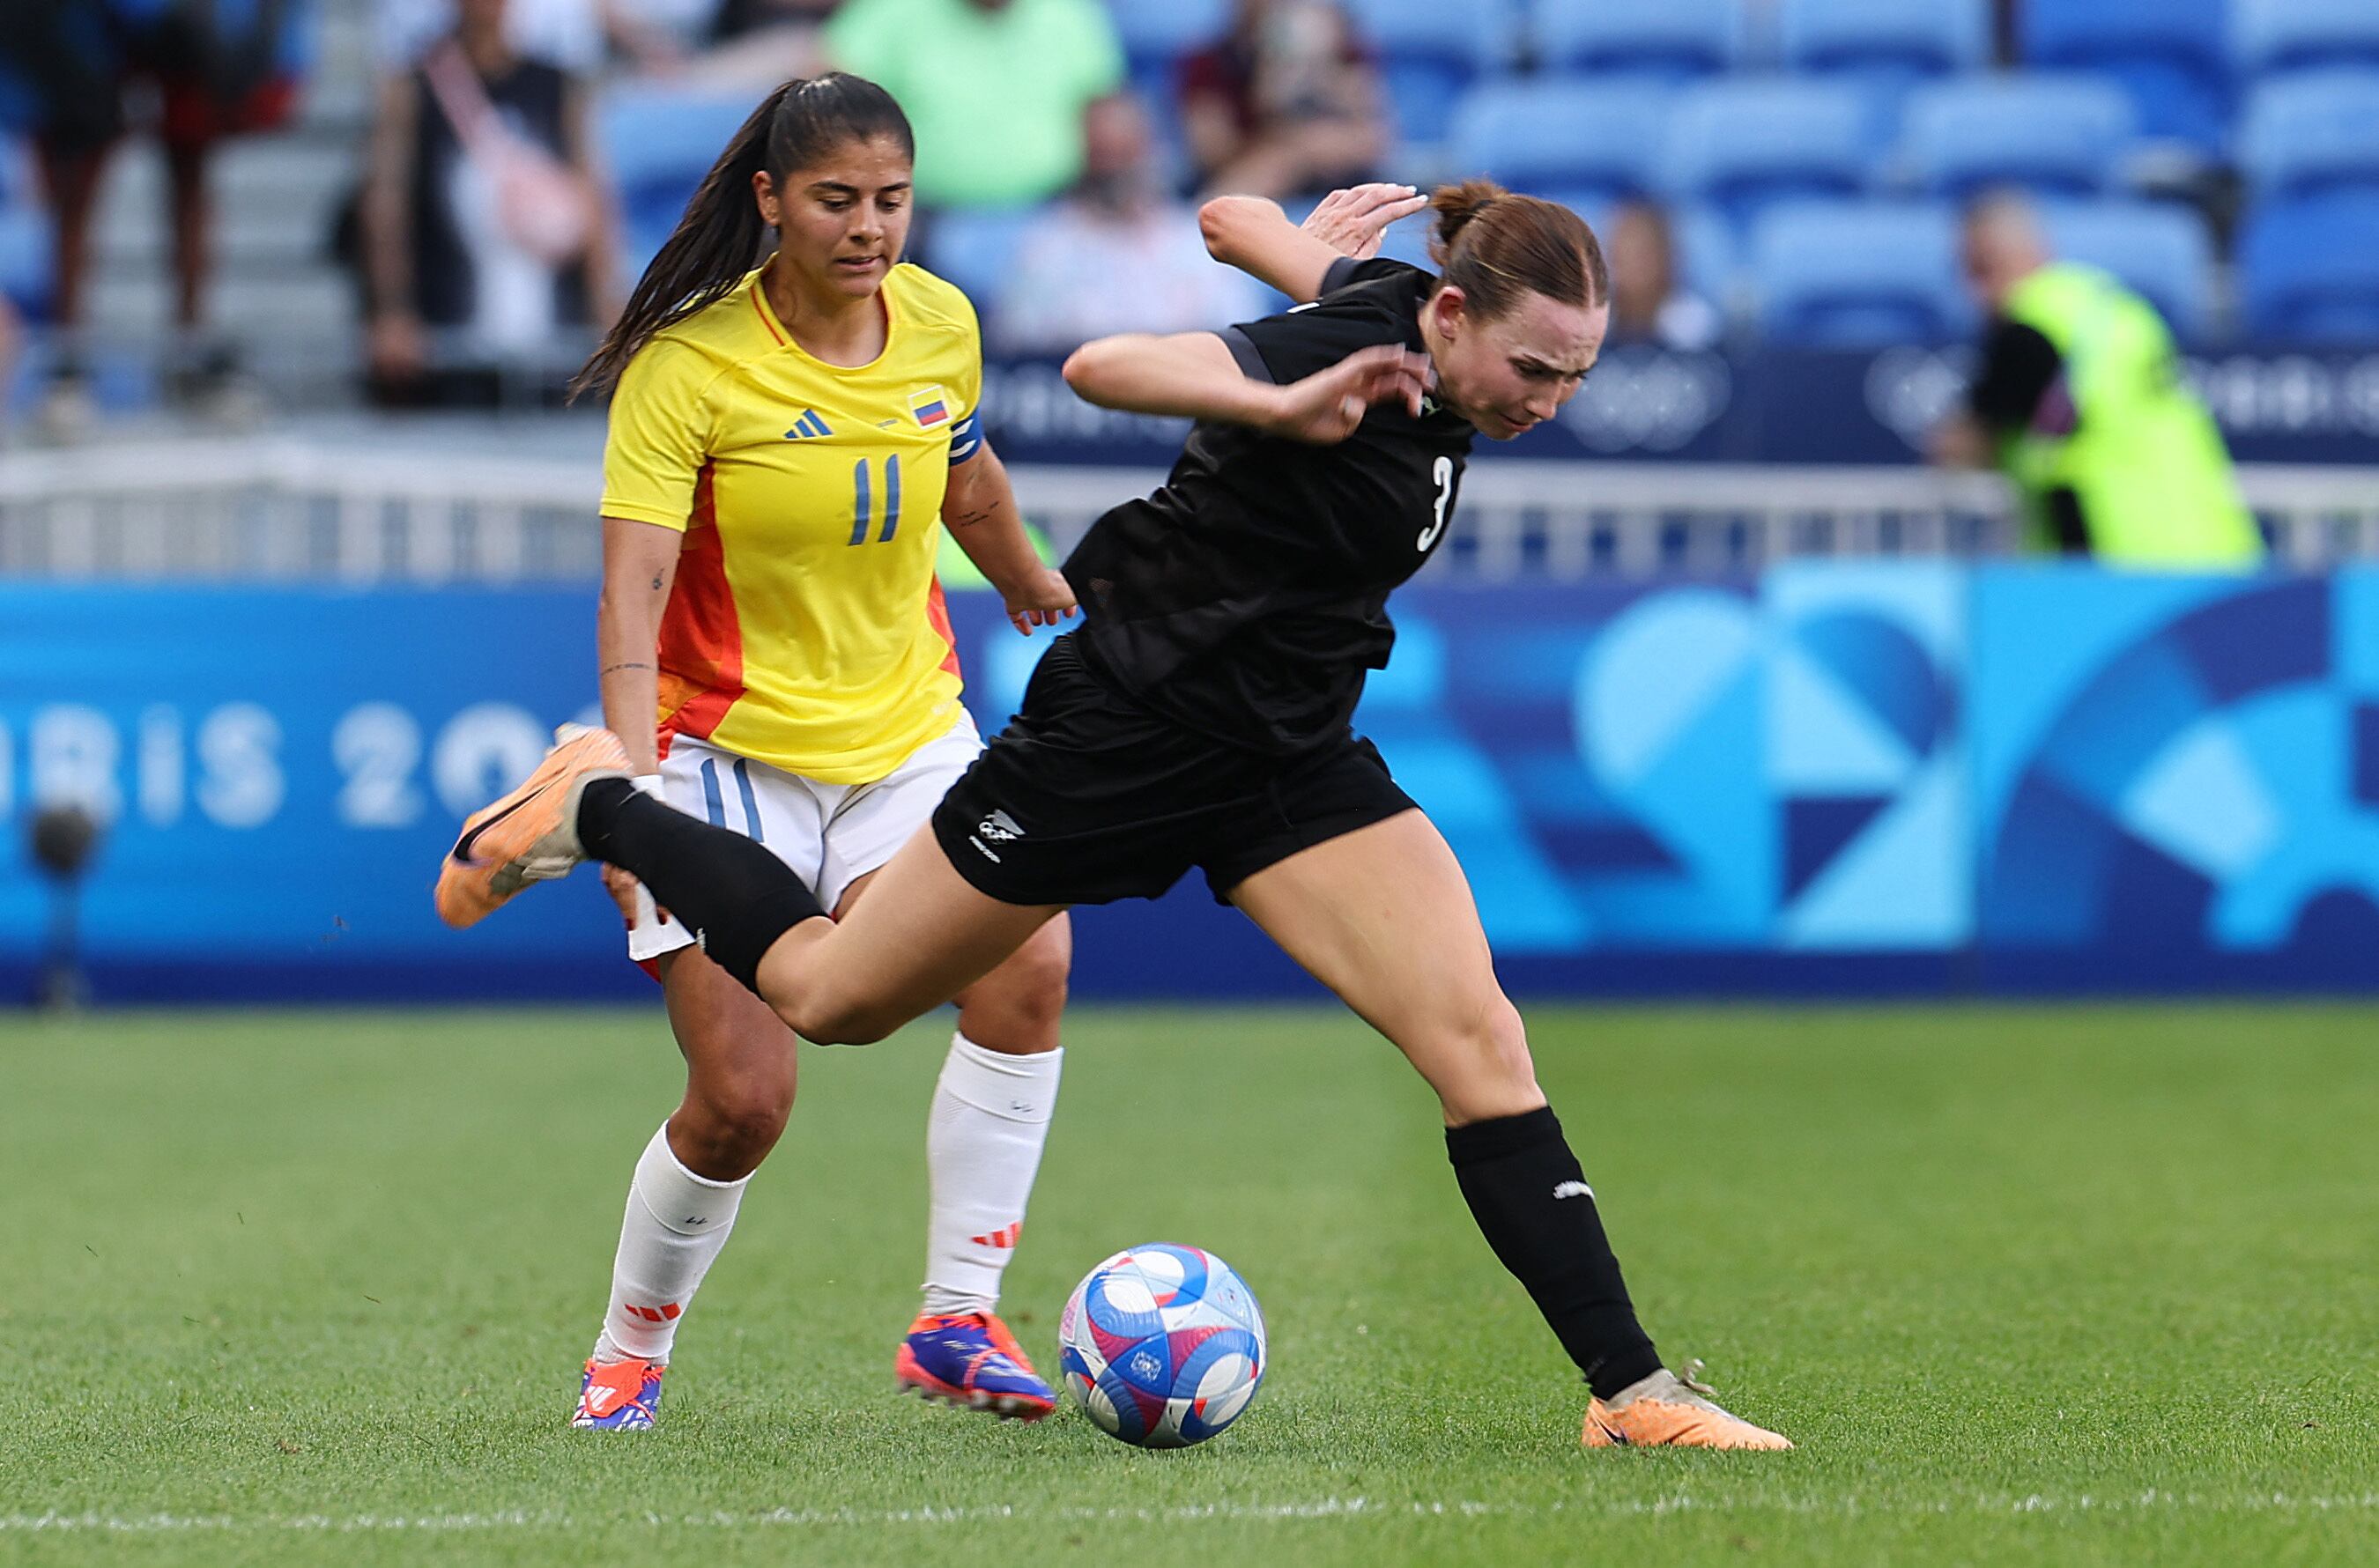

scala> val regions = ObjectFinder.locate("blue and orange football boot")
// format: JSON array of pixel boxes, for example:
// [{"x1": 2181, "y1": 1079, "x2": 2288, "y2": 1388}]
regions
[
  {"x1": 572, "y1": 1356, "x2": 665, "y2": 1431},
  {"x1": 894, "y1": 1312, "x2": 1056, "y2": 1421}
]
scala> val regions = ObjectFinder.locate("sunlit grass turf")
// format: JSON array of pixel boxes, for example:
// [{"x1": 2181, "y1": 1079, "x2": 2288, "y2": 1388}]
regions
[{"x1": 3, "y1": 1002, "x2": 2375, "y2": 1566}]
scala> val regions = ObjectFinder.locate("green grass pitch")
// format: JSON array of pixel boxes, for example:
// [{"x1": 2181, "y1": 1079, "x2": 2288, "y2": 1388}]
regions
[{"x1": 4, "y1": 1002, "x2": 2375, "y2": 1565}]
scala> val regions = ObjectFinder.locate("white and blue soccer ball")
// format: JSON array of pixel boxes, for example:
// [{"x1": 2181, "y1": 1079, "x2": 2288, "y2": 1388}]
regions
[{"x1": 1058, "y1": 1243, "x2": 1266, "y2": 1448}]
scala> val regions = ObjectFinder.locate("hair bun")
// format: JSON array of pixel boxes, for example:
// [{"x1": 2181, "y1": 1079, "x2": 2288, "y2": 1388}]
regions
[{"x1": 1427, "y1": 177, "x2": 1509, "y2": 265}]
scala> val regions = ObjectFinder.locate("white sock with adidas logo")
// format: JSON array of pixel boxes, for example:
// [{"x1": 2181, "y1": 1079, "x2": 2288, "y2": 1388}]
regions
[
  {"x1": 919, "y1": 1032, "x2": 1063, "y2": 1318},
  {"x1": 592, "y1": 1122, "x2": 748, "y2": 1365}
]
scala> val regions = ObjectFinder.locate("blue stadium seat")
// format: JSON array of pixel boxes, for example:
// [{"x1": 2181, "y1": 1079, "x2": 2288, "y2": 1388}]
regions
[
  {"x1": 1900, "y1": 76, "x2": 2139, "y2": 201},
  {"x1": 1344, "y1": 0, "x2": 1516, "y2": 151},
  {"x1": 2038, "y1": 200, "x2": 2218, "y2": 343},
  {"x1": 1675, "y1": 203, "x2": 1741, "y2": 315},
  {"x1": 1534, "y1": 0, "x2": 1741, "y2": 85},
  {"x1": 0, "y1": 136, "x2": 51, "y2": 317},
  {"x1": 2239, "y1": 194, "x2": 2379, "y2": 341},
  {"x1": 922, "y1": 206, "x2": 1043, "y2": 310},
  {"x1": 2235, "y1": 0, "x2": 2379, "y2": 80},
  {"x1": 1659, "y1": 80, "x2": 1871, "y2": 235},
  {"x1": 1752, "y1": 199, "x2": 1969, "y2": 347},
  {"x1": 2241, "y1": 70, "x2": 2379, "y2": 202},
  {"x1": 1447, "y1": 80, "x2": 1675, "y2": 212},
  {"x1": 1776, "y1": 0, "x2": 1989, "y2": 133},
  {"x1": 2020, "y1": 0, "x2": 2230, "y2": 153},
  {"x1": 1107, "y1": 0, "x2": 1228, "y2": 122},
  {"x1": 599, "y1": 87, "x2": 766, "y2": 278}
]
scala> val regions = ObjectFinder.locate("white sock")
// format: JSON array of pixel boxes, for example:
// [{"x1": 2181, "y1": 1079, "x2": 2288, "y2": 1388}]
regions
[
  {"x1": 920, "y1": 1033, "x2": 1063, "y2": 1317},
  {"x1": 590, "y1": 1122, "x2": 748, "y2": 1365}
]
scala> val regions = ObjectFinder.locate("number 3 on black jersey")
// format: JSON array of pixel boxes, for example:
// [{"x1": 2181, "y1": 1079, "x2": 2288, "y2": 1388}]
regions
[{"x1": 1417, "y1": 455, "x2": 1455, "y2": 551}]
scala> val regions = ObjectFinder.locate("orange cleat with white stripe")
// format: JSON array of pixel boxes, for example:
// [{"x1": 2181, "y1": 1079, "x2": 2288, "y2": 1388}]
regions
[
  {"x1": 1582, "y1": 1360, "x2": 1793, "y2": 1451},
  {"x1": 434, "y1": 726, "x2": 630, "y2": 928}
]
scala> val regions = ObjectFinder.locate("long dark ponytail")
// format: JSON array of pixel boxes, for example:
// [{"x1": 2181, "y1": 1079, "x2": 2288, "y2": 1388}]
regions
[{"x1": 573, "y1": 72, "x2": 915, "y2": 399}]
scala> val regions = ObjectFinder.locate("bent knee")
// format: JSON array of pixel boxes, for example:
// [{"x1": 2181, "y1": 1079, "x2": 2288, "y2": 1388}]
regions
[
  {"x1": 1427, "y1": 997, "x2": 1543, "y2": 1122},
  {"x1": 969, "y1": 928, "x2": 1071, "y2": 1040},
  {"x1": 679, "y1": 1075, "x2": 793, "y2": 1171},
  {"x1": 1472, "y1": 998, "x2": 1536, "y2": 1081},
  {"x1": 789, "y1": 996, "x2": 902, "y2": 1047}
]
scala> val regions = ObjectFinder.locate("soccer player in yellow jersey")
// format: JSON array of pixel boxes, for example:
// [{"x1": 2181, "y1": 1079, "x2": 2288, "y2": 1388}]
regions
[{"x1": 560, "y1": 75, "x2": 1078, "y2": 1430}]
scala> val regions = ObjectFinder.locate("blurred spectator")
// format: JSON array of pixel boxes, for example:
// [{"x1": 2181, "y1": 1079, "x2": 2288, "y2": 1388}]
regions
[
  {"x1": 1932, "y1": 191, "x2": 2262, "y2": 569},
  {"x1": 3, "y1": 0, "x2": 307, "y2": 432},
  {"x1": 641, "y1": 0, "x2": 844, "y2": 90},
  {"x1": 378, "y1": 0, "x2": 836, "y2": 85},
  {"x1": 991, "y1": 95, "x2": 1264, "y2": 352},
  {"x1": 377, "y1": 0, "x2": 604, "y2": 76},
  {"x1": 825, "y1": 0, "x2": 1123, "y2": 209},
  {"x1": 1603, "y1": 199, "x2": 1722, "y2": 351},
  {"x1": 1178, "y1": 0, "x2": 1384, "y2": 201},
  {"x1": 359, "y1": 0, "x2": 619, "y2": 404}
]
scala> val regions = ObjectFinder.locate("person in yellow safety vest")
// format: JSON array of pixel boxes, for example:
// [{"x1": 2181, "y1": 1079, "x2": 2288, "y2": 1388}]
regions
[{"x1": 1931, "y1": 190, "x2": 2264, "y2": 570}]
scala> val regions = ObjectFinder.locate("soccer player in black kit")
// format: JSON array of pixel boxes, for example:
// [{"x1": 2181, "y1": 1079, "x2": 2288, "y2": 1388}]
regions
[{"x1": 439, "y1": 180, "x2": 1792, "y2": 1451}]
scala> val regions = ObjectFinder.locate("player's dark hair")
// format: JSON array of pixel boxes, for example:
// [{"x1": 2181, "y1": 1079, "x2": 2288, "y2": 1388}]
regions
[
  {"x1": 1426, "y1": 178, "x2": 1609, "y2": 321},
  {"x1": 573, "y1": 73, "x2": 914, "y2": 399}
]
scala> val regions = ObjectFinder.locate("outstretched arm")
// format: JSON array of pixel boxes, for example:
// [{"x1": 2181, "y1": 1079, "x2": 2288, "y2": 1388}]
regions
[
  {"x1": 1199, "y1": 183, "x2": 1429, "y2": 303},
  {"x1": 1063, "y1": 332, "x2": 1428, "y2": 444},
  {"x1": 941, "y1": 440, "x2": 1076, "y2": 633}
]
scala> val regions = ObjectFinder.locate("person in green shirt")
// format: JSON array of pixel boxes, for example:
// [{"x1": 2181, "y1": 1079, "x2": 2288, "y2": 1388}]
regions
[
  {"x1": 1931, "y1": 190, "x2": 2264, "y2": 571},
  {"x1": 825, "y1": 0, "x2": 1123, "y2": 210}
]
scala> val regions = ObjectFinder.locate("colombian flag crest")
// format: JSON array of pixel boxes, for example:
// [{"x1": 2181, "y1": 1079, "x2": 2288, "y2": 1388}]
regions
[{"x1": 908, "y1": 386, "x2": 952, "y2": 429}]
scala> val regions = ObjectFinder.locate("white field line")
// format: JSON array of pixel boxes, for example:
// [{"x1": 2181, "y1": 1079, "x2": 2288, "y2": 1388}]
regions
[{"x1": 6, "y1": 1492, "x2": 2379, "y2": 1535}]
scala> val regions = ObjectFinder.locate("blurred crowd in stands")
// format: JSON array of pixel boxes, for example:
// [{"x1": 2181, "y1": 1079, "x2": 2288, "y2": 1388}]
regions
[{"x1": 1, "y1": 0, "x2": 2376, "y2": 432}]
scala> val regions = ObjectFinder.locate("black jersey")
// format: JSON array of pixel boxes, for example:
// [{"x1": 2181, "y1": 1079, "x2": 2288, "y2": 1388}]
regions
[{"x1": 1062, "y1": 256, "x2": 1475, "y2": 754}]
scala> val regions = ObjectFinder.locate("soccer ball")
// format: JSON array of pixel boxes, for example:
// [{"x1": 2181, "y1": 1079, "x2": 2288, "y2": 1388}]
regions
[{"x1": 1057, "y1": 1243, "x2": 1266, "y2": 1448}]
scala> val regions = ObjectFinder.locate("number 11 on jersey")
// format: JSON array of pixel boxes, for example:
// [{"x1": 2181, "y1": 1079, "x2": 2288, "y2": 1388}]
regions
[{"x1": 849, "y1": 455, "x2": 903, "y2": 546}]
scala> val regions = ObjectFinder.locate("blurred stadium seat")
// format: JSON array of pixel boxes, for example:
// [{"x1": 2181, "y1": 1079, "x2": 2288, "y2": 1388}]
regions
[
  {"x1": 1108, "y1": 0, "x2": 1229, "y2": 108},
  {"x1": 1447, "y1": 79, "x2": 1672, "y2": 211},
  {"x1": 1753, "y1": 198, "x2": 1968, "y2": 347},
  {"x1": 922, "y1": 206, "x2": 1042, "y2": 310},
  {"x1": 0, "y1": 135, "x2": 50, "y2": 317},
  {"x1": 1899, "y1": 75, "x2": 2139, "y2": 199},
  {"x1": 2234, "y1": 0, "x2": 2379, "y2": 80},
  {"x1": 1344, "y1": 0, "x2": 1516, "y2": 153},
  {"x1": 1668, "y1": 202, "x2": 1743, "y2": 320},
  {"x1": 2239, "y1": 194, "x2": 2379, "y2": 340},
  {"x1": 2020, "y1": 0, "x2": 2231, "y2": 153},
  {"x1": 599, "y1": 86, "x2": 762, "y2": 278},
  {"x1": 2040, "y1": 199, "x2": 2218, "y2": 342},
  {"x1": 1776, "y1": 0, "x2": 1990, "y2": 136},
  {"x1": 2240, "y1": 70, "x2": 2379, "y2": 201},
  {"x1": 1533, "y1": 0, "x2": 1742, "y2": 85},
  {"x1": 1659, "y1": 79, "x2": 1871, "y2": 235}
]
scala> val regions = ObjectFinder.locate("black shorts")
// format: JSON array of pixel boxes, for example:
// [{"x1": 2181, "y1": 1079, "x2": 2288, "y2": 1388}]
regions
[{"x1": 933, "y1": 635, "x2": 1417, "y2": 906}]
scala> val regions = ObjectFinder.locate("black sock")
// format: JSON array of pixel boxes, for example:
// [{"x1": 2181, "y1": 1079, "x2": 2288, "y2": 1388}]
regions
[
  {"x1": 1446, "y1": 1106, "x2": 1662, "y2": 1400},
  {"x1": 576, "y1": 777, "x2": 825, "y2": 994}
]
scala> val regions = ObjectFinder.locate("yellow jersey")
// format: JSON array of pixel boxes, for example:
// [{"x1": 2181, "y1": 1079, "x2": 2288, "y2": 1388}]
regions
[{"x1": 600, "y1": 262, "x2": 985, "y2": 784}]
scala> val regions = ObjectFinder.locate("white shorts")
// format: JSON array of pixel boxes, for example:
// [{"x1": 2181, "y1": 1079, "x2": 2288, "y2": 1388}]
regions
[{"x1": 627, "y1": 713, "x2": 982, "y2": 964}]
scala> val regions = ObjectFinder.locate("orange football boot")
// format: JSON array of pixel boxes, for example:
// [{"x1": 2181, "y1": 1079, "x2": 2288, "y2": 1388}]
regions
[
  {"x1": 434, "y1": 726, "x2": 630, "y2": 928},
  {"x1": 1582, "y1": 1360, "x2": 1793, "y2": 1450}
]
